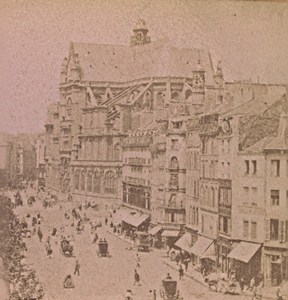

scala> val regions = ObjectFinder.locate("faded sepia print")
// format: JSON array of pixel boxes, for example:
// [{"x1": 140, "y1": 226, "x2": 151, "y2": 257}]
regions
[{"x1": 0, "y1": 1, "x2": 288, "y2": 299}]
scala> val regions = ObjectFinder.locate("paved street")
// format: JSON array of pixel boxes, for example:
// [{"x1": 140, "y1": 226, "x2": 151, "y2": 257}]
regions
[{"x1": 13, "y1": 197, "x2": 251, "y2": 300}]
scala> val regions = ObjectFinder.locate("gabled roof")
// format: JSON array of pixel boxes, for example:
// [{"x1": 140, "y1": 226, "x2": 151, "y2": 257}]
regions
[{"x1": 72, "y1": 41, "x2": 215, "y2": 84}]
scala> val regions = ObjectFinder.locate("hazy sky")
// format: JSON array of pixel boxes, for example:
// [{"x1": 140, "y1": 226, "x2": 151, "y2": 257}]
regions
[{"x1": 1, "y1": 0, "x2": 288, "y2": 134}]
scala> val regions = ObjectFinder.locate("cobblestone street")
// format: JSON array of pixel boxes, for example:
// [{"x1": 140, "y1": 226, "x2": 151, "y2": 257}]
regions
[{"x1": 15, "y1": 199, "x2": 251, "y2": 300}]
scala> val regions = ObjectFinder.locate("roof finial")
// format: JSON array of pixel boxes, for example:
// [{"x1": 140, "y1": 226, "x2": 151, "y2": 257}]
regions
[{"x1": 130, "y1": 19, "x2": 151, "y2": 46}]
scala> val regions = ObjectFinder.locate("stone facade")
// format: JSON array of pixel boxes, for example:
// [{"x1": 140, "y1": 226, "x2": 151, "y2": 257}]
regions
[{"x1": 43, "y1": 20, "x2": 288, "y2": 285}]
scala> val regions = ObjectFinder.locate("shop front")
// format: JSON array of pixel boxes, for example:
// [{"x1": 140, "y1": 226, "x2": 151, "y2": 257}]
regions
[
  {"x1": 174, "y1": 232, "x2": 193, "y2": 253},
  {"x1": 263, "y1": 245, "x2": 288, "y2": 286},
  {"x1": 161, "y1": 230, "x2": 180, "y2": 248},
  {"x1": 148, "y1": 225, "x2": 163, "y2": 248},
  {"x1": 190, "y1": 235, "x2": 215, "y2": 272},
  {"x1": 217, "y1": 235, "x2": 233, "y2": 275},
  {"x1": 228, "y1": 241, "x2": 262, "y2": 283},
  {"x1": 122, "y1": 211, "x2": 150, "y2": 234}
]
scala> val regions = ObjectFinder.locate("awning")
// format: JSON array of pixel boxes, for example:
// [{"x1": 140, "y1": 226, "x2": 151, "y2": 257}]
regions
[
  {"x1": 200, "y1": 242, "x2": 216, "y2": 261},
  {"x1": 190, "y1": 236, "x2": 213, "y2": 257},
  {"x1": 148, "y1": 225, "x2": 162, "y2": 236},
  {"x1": 162, "y1": 230, "x2": 179, "y2": 237},
  {"x1": 228, "y1": 241, "x2": 261, "y2": 263},
  {"x1": 122, "y1": 212, "x2": 150, "y2": 228},
  {"x1": 174, "y1": 233, "x2": 192, "y2": 252},
  {"x1": 112, "y1": 208, "x2": 135, "y2": 224}
]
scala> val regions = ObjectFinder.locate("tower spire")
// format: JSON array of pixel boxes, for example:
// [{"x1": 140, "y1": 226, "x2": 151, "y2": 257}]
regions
[{"x1": 130, "y1": 19, "x2": 151, "y2": 46}]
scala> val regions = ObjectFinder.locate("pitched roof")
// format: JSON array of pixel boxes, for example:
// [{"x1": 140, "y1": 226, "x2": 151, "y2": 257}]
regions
[
  {"x1": 222, "y1": 94, "x2": 282, "y2": 117},
  {"x1": 72, "y1": 41, "x2": 215, "y2": 84}
]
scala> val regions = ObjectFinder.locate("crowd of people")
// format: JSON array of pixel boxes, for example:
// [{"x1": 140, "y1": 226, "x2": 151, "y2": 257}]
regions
[{"x1": 0, "y1": 193, "x2": 45, "y2": 300}]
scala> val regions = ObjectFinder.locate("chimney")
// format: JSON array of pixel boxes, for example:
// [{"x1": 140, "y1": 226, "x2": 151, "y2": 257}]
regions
[{"x1": 278, "y1": 113, "x2": 288, "y2": 143}]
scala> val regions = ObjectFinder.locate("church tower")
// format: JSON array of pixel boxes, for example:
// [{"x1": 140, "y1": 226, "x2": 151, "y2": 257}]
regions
[{"x1": 130, "y1": 19, "x2": 151, "y2": 46}]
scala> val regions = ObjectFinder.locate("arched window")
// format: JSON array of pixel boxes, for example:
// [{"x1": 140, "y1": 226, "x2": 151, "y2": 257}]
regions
[
  {"x1": 113, "y1": 143, "x2": 121, "y2": 161},
  {"x1": 86, "y1": 170, "x2": 93, "y2": 192},
  {"x1": 168, "y1": 194, "x2": 176, "y2": 207},
  {"x1": 104, "y1": 171, "x2": 116, "y2": 194},
  {"x1": 74, "y1": 169, "x2": 80, "y2": 190},
  {"x1": 80, "y1": 170, "x2": 86, "y2": 191},
  {"x1": 93, "y1": 170, "x2": 101, "y2": 193},
  {"x1": 170, "y1": 156, "x2": 179, "y2": 169}
]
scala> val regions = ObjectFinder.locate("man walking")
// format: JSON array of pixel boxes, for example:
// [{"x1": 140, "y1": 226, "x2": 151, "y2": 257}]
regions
[
  {"x1": 74, "y1": 260, "x2": 80, "y2": 276},
  {"x1": 134, "y1": 269, "x2": 140, "y2": 286},
  {"x1": 37, "y1": 227, "x2": 43, "y2": 242},
  {"x1": 179, "y1": 265, "x2": 184, "y2": 280}
]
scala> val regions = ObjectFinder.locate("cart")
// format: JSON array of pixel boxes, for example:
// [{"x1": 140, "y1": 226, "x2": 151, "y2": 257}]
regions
[
  {"x1": 61, "y1": 239, "x2": 73, "y2": 257},
  {"x1": 135, "y1": 231, "x2": 150, "y2": 252},
  {"x1": 160, "y1": 274, "x2": 183, "y2": 300},
  {"x1": 97, "y1": 240, "x2": 109, "y2": 257}
]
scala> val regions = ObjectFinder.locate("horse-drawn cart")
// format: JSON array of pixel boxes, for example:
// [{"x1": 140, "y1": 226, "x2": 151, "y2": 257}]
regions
[
  {"x1": 160, "y1": 274, "x2": 183, "y2": 300},
  {"x1": 61, "y1": 239, "x2": 73, "y2": 257},
  {"x1": 97, "y1": 239, "x2": 109, "y2": 257}
]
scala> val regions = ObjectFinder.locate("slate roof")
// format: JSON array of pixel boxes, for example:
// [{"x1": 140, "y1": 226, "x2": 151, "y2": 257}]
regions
[{"x1": 72, "y1": 41, "x2": 215, "y2": 84}]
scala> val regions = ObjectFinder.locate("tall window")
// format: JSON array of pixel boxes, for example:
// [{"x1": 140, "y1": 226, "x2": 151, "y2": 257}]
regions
[
  {"x1": 80, "y1": 170, "x2": 86, "y2": 191},
  {"x1": 170, "y1": 157, "x2": 179, "y2": 169},
  {"x1": 251, "y1": 187, "x2": 258, "y2": 206},
  {"x1": 67, "y1": 98, "x2": 72, "y2": 117},
  {"x1": 74, "y1": 169, "x2": 80, "y2": 190},
  {"x1": 104, "y1": 171, "x2": 116, "y2": 194},
  {"x1": 86, "y1": 171, "x2": 93, "y2": 192},
  {"x1": 270, "y1": 219, "x2": 279, "y2": 240},
  {"x1": 251, "y1": 222, "x2": 257, "y2": 239},
  {"x1": 252, "y1": 160, "x2": 257, "y2": 174},
  {"x1": 93, "y1": 171, "x2": 101, "y2": 193},
  {"x1": 171, "y1": 139, "x2": 178, "y2": 150},
  {"x1": 113, "y1": 143, "x2": 121, "y2": 161},
  {"x1": 243, "y1": 220, "x2": 249, "y2": 238},
  {"x1": 243, "y1": 187, "x2": 249, "y2": 205},
  {"x1": 245, "y1": 160, "x2": 249, "y2": 174},
  {"x1": 271, "y1": 160, "x2": 280, "y2": 177},
  {"x1": 271, "y1": 190, "x2": 280, "y2": 206}
]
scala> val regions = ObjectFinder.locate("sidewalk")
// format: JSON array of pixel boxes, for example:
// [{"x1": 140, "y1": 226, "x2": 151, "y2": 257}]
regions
[{"x1": 106, "y1": 227, "x2": 286, "y2": 300}]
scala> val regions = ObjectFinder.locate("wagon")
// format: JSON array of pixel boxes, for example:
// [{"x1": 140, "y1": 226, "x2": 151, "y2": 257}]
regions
[
  {"x1": 135, "y1": 231, "x2": 150, "y2": 252},
  {"x1": 160, "y1": 274, "x2": 183, "y2": 300},
  {"x1": 97, "y1": 240, "x2": 109, "y2": 257}
]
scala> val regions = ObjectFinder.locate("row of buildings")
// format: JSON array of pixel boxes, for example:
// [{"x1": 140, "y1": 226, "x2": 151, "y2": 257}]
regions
[
  {"x1": 41, "y1": 20, "x2": 288, "y2": 287},
  {"x1": 0, "y1": 133, "x2": 39, "y2": 188}
]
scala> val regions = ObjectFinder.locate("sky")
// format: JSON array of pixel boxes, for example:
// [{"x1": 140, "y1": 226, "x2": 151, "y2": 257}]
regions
[{"x1": 0, "y1": 0, "x2": 288, "y2": 134}]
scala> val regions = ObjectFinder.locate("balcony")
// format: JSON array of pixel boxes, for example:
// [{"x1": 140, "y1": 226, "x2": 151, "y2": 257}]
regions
[
  {"x1": 124, "y1": 176, "x2": 147, "y2": 186},
  {"x1": 122, "y1": 136, "x2": 153, "y2": 148},
  {"x1": 128, "y1": 157, "x2": 146, "y2": 165}
]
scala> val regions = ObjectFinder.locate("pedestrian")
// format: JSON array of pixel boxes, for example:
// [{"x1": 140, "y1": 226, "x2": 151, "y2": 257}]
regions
[
  {"x1": 134, "y1": 269, "x2": 140, "y2": 286},
  {"x1": 153, "y1": 290, "x2": 157, "y2": 300},
  {"x1": 183, "y1": 258, "x2": 189, "y2": 272},
  {"x1": 105, "y1": 217, "x2": 108, "y2": 226},
  {"x1": 250, "y1": 277, "x2": 255, "y2": 291},
  {"x1": 276, "y1": 288, "x2": 283, "y2": 300},
  {"x1": 124, "y1": 289, "x2": 133, "y2": 300},
  {"x1": 37, "y1": 227, "x2": 43, "y2": 242},
  {"x1": 239, "y1": 277, "x2": 245, "y2": 292},
  {"x1": 74, "y1": 260, "x2": 80, "y2": 276},
  {"x1": 179, "y1": 265, "x2": 184, "y2": 280}
]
